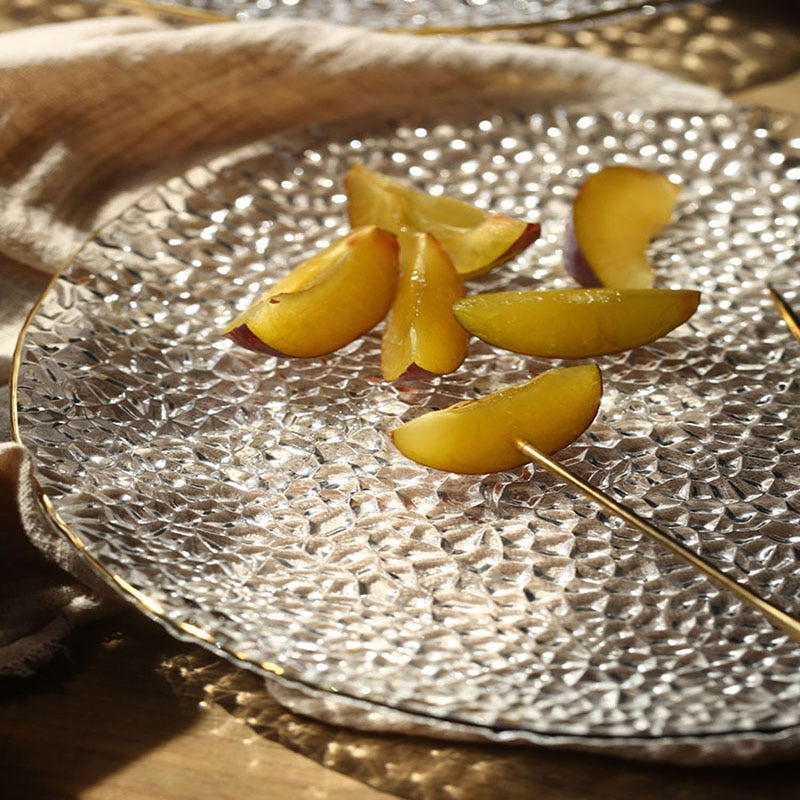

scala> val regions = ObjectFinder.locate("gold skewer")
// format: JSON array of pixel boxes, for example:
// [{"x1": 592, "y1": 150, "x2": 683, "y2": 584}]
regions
[
  {"x1": 766, "y1": 283, "x2": 800, "y2": 342},
  {"x1": 513, "y1": 438, "x2": 800, "y2": 645}
]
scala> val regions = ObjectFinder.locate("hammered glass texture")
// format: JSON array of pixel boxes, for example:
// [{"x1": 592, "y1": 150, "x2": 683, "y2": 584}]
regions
[
  {"x1": 15, "y1": 106, "x2": 800, "y2": 743},
  {"x1": 146, "y1": 0, "x2": 676, "y2": 29}
]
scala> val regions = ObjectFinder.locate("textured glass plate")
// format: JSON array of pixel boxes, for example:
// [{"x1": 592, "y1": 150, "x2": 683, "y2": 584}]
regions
[
  {"x1": 134, "y1": 0, "x2": 681, "y2": 30},
  {"x1": 14, "y1": 102, "x2": 800, "y2": 751}
]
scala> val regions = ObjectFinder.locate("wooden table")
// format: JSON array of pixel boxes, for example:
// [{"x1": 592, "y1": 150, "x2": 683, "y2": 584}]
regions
[
  {"x1": 3, "y1": 606, "x2": 800, "y2": 800},
  {"x1": 2, "y1": 2, "x2": 799, "y2": 798}
]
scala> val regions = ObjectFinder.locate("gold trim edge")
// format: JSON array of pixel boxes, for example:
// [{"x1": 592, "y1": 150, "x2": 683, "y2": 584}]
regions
[{"x1": 7, "y1": 193, "x2": 294, "y2": 682}]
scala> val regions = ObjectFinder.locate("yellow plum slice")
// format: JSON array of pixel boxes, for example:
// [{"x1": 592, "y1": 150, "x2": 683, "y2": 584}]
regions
[
  {"x1": 391, "y1": 364, "x2": 602, "y2": 474},
  {"x1": 453, "y1": 288, "x2": 700, "y2": 359},
  {"x1": 223, "y1": 226, "x2": 399, "y2": 357},
  {"x1": 382, "y1": 232, "x2": 469, "y2": 381},
  {"x1": 564, "y1": 165, "x2": 681, "y2": 289},
  {"x1": 345, "y1": 162, "x2": 540, "y2": 279}
]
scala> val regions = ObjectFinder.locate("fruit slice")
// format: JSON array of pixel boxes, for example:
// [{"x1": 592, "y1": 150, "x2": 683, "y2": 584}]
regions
[
  {"x1": 223, "y1": 226, "x2": 399, "y2": 357},
  {"x1": 563, "y1": 165, "x2": 681, "y2": 289},
  {"x1": 453, "y1": 288, "x2": 700, "y2": 359},
  {"x1": 345, "y1": 162, "x2": 540, "y2": 279},
  {"x1": 391, "y1": 364, "x2": 602, "y2": 474},
  {"x1": 381, "y1": 232, "x2": 469, "y2": 381}
]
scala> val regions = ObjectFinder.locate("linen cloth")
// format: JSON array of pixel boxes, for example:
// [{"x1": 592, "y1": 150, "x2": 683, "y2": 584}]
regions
[{"x1": 0, "y1": 16, "x2": 729, "y2": 676}]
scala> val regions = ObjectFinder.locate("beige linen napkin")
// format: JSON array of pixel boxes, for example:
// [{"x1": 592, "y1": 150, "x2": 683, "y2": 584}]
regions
[{"x1": 0, "y1": 15, "x2": 728, "y2": 676}]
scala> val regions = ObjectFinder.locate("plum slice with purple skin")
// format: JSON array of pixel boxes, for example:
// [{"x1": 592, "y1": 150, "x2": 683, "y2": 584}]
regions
[
  {"x1": 223, "y1": 225, "x2": 399, "y2": 357},
  {"x1": 564, "y1": 165, "x2": 681, "y2": 289},
  {"x1": 453, "y1": 287, "x2": 700, "y2": 359},
  {"x1": 346, "y1": 162, "x2": 540, "y2": 280}
]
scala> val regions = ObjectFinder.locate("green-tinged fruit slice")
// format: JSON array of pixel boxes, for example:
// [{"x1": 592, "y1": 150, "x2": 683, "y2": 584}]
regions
[{"x1": 453, "y1": 288, "x2": 700, "y2": 358}]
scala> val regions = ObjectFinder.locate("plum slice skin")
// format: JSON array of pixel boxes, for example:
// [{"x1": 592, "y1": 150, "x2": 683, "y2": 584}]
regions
[{"x1": 563, "y1": 165, "x2": 681, "y2": 289}]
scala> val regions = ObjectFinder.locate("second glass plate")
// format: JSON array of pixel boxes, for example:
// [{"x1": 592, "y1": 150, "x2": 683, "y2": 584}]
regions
[{"x1": 131, "y1": 0, "x2": 684, "y2": 30}]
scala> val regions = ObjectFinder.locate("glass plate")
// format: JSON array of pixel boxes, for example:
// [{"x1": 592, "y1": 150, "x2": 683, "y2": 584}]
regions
[
  {"x1": 128, "y1": 0, "x2": 683, "y2": 30},
  {"x1": 14, "y1": 100, "x2": 800, "y2": 753}
]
